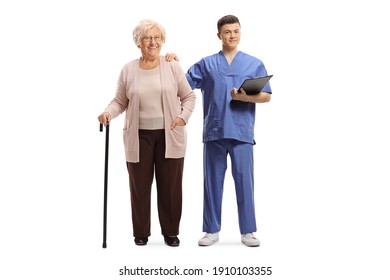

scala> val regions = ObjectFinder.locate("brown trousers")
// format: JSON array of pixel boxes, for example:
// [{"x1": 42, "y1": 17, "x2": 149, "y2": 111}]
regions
[{"x1": 126, "y1": 129, "x2": 184, "y2": 237}]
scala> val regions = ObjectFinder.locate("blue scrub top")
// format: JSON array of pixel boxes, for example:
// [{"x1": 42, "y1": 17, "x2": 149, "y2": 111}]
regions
[{"x1": 186, "y1": 51, "x2": 272, "y2": 144}]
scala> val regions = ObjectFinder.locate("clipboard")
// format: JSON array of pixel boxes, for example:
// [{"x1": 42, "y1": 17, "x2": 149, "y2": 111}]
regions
[{"x1": 238, "y1": 75, "x2": 273, "y2": 95}]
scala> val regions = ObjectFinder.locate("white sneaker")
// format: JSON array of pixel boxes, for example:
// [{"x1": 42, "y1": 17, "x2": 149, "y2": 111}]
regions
[
  {"x1": 241, "y1": 233, "x2": 260, "y2": 247},
  {"x1": 198, "y1": 232, "x2": 219, "y2": 246}
]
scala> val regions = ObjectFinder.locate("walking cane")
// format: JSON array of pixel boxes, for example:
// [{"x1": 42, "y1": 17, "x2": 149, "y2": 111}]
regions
[{"x1": 100, "y1": 120, "x2": 109, "y2": 248}]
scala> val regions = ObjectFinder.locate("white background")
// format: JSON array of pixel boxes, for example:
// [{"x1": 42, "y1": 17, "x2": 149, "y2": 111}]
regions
[{"x1": 1, "y1": 0, "x2": 389, "y2": 279}]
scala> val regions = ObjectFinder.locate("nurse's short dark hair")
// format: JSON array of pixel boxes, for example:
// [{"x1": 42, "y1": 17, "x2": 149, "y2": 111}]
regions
[{"x1": 217, "y1": 15, "x2": 240, "y2": 33}]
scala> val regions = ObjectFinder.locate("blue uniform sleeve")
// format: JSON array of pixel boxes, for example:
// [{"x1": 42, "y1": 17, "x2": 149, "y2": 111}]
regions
[
  {"x1": 186, "y1": 60, "x2": 204, "y2": 90},
  {"x1": 257, "y1": 63, "x2": 272, "y2": 93}
]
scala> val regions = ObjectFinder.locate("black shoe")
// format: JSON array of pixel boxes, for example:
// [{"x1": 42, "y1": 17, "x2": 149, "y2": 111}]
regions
[
  {"x1": 134, "y1": 237, "x2": 148, "y2": 246},
  {"x1": 164, "y1": 236, "x2": 180, "y2": 247}
]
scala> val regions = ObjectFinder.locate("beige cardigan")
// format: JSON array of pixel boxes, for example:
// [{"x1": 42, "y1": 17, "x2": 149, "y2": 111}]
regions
[{"x1": 104, "y1": 57, "x2": 196, "y2": 162}]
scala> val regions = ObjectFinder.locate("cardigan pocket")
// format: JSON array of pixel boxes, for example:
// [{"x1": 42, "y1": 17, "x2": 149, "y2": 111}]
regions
[
  {"x1": 170, "y1": 125, "x2": 186, "y2": 147},
  {"x1": 122, "y1": 127, "x2": 139, "y2": 162},
  {"x1": 122, "y1": 127, "x2": 137, "y2": 147}
]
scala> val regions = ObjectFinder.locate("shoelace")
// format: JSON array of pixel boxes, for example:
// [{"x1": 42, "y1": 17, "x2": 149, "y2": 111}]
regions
[{"x1": 205, "y1": 233, "x2": 217, "y2": 239}]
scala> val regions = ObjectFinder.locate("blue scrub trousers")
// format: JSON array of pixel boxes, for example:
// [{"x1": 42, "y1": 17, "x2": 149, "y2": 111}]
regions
[{"x1": 203, "y1": 139, "x2": 257, "y2": 234}]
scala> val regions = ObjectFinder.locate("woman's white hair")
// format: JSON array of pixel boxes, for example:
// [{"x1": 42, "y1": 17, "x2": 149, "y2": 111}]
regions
[{"x1": 132, "y1": 19, "x2": 166, "y2": 47}]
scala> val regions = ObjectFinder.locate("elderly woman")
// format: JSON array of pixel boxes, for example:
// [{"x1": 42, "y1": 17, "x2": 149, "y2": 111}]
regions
[{"x1": 98, "y1": 19, "x2": 196, "y2": 247}]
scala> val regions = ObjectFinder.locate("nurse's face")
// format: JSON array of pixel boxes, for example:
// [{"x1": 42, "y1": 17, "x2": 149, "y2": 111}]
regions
[{"x1": 218, "y1": 23, "x2": 241, "y2": 50}]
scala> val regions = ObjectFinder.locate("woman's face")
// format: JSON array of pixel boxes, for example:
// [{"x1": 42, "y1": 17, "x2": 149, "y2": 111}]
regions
[{"x1": 139, "y1": 26, "x2": 163, "y2": 59}]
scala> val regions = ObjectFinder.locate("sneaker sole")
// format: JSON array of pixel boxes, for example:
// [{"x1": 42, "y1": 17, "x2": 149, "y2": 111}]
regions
[
  {"x1": 241, "y1": 241, "x2": 260, "y2": 247},
  {"x1": 198, "y1": 239, "x2": 219, "y2": 246}
]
